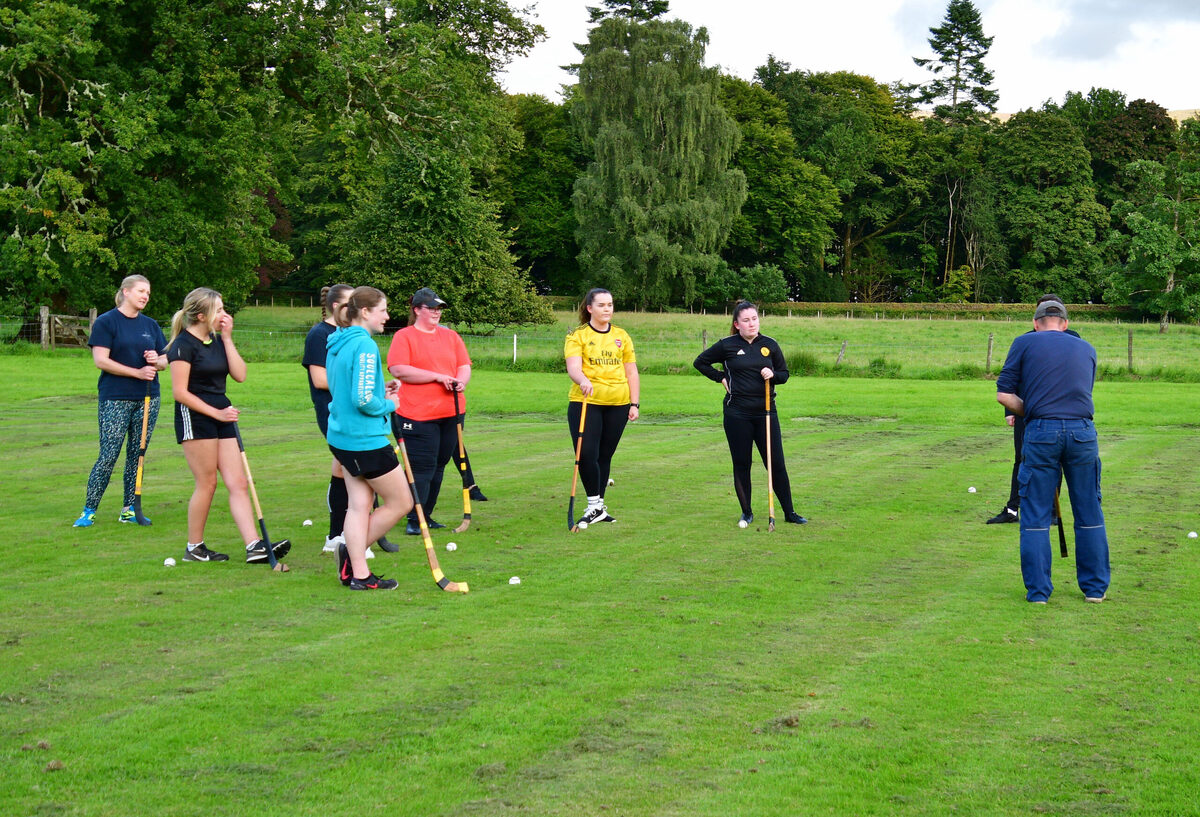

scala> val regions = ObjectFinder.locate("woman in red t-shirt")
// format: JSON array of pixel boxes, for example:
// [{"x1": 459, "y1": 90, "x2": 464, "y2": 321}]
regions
[{"x1": 387, "y1": 288, "x2": 472, "y2": 535}]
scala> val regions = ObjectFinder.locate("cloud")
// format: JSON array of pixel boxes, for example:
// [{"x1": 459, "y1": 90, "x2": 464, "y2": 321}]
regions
[{"x1": 1039, "y1": 0, "x2": 1200, "y2": 60}]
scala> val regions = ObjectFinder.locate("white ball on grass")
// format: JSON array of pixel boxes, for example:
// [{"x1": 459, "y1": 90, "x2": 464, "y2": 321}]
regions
[
  {"x1": 509, "y1": 576, "x2": 521, "y2": 585},
  {"x1": 577, "y1": 520, "x2": 588, "y2": 530},
  {"x1": 446, "y1": 542, "x2": 457, "y2": 551},
  {"x1": 163, "y1": 557, "x2": 176, "y2": 567},
  {"x1": 607, "y1": 478, "x2": 615, "y2": 487},
  {"x1": 967, "y1": 487, "x2": 977, "y2": 493},
  {"x1": 1189, "y1": 531, "x2": 1198, "y2": 539},
  {"x1": 302, "y1": 519, "x2": 313, "y2": 527},
  {"x1": 738, "y1": 520, "x2": 749, "y2": 529}
]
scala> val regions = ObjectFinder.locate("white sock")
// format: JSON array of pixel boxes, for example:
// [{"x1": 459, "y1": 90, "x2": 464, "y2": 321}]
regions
[
  {"x1": 587, "y1": 495, "x2": 602, "y2": 509},
  {"x1": 187, "y1": 542, "x2": 203, "y2": 551}
]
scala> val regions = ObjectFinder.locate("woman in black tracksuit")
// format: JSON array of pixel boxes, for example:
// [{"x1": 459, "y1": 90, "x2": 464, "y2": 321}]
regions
[{"x1": 694, "y1": 301, "x2": 807, "y2": 528}]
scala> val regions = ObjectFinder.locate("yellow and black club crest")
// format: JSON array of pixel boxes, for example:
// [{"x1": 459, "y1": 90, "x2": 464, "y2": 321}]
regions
[{"x1": 760, "y1": 347, "x2": 770, "y2": 357}]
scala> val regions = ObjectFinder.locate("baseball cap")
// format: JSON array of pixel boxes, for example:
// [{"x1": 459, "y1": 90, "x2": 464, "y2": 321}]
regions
[
  {"x1": 411, "y1": 287, "x2": 447, "y2": 309},
  {"x1": 1034, "y1": 300, "x2": 1067, "y2": 320}
]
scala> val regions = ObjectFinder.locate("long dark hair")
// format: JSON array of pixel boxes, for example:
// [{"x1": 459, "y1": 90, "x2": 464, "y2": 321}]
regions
[
  {"x1": 331, "y1": 286, "x2": 386, "y2": 328},
  {"x1": 578, "y1": 288, "x2": 612, "y2": 326},
  {"x1": 320, "y1": 284, "x2": 354, "y2": 321},
  {"x1": 729, "y1": 300, "x2": 758, "y2": 335}
]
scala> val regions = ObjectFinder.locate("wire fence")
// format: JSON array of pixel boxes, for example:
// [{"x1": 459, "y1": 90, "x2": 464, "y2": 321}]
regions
[{"x1": 6, "y1": 312, "x2": 1200, "y2": 379}]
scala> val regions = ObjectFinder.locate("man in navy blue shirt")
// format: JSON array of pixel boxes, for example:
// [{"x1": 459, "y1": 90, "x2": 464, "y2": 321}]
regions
[{"x1": 996, "y1": 300, "x2": 1110, "y2": 604}]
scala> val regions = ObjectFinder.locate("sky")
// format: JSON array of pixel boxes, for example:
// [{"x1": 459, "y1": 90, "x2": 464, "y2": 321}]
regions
[{"x1": 497, "y1": 0, "x2": 1200, "y2": 114}]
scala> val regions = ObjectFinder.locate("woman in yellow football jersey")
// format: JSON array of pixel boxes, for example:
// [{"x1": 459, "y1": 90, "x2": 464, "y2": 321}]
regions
[{"x1": 564, "y1": 288, "x2": 639, "y2": 524}]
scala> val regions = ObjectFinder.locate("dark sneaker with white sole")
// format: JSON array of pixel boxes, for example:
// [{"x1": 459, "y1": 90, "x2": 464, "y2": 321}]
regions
[
  {"x1": 336, "y1": 542, "x2": 352, "y2": 586},
  {"x1": 987, "y1": 507, "x2": 1019, "y2": 524},
  {"x1": 246, "y1": 538, "x2": 292, "y2": 564},
  {"x1": 579, "y1": 506, "x2": 612, "y2": 525},
  {"x1": 784, "y1": 511, "x2": 808, "y2": 524},
  {"x1": 183, "y1": 543, "x2": 229, "y2": 562},
  {"x1": 348, "y1": 573, "x2": 398, "y2": 590}
]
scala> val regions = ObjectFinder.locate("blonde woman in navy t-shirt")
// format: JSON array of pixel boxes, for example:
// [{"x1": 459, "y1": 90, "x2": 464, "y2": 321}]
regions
[{"x1": 74, "y1": 275, "x2": 168, "y2": 527}]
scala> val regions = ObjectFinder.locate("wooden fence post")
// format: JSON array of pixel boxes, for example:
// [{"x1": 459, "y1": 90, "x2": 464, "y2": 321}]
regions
[
  {"x1": 701, "y1": 329, "x2": 707, "y2": 350},
  {"x1": 986, "y1": 333, "x2": 994, "y2": 371},
  {"x1": 88, "y1": 308, "x2": 97, "y2": 333},
  {"x1": 40, "y1": 306, "x2": 50, "y2": 350},
  {"x1": 1128, "y1": 330, "x2": 1134, "y2": 372},
  {"x1": 836, "y1": 340, "x2": 847, "y2": 366},
  {"x1": 513, "y1": 334, "x2": 517, "y2": 364}
]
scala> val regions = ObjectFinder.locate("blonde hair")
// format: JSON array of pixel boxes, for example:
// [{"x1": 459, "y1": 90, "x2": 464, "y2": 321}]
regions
[
  {"x1": 331, "y1": 286, "x2": 386, "y2": 328},
  {"x1": 168, "y1": 288, "x2": 223, "y2": 346},
  {"x1": 320, "y1": 284, "x2": 354, "y2": 320},
  {"x1": 115, "y1": 275, "x2": 151, "y2": 307}
]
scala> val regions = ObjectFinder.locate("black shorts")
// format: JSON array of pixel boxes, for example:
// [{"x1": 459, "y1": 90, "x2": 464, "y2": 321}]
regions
[
  {"x1": 175, "y1": 403, "x2": 236, "y2": 444},
  {"x1": 329, "y1": 445, "x2": 399, "y2": 479}
]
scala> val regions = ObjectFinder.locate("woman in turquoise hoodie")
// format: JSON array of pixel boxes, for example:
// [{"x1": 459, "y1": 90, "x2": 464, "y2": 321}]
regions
[{"x1": 326, "y1": 286, "x2": 413, "y2": 591}]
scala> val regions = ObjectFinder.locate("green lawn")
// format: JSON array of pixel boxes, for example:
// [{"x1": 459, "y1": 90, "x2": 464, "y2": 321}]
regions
[
  {"x1": 222, "y1": 307, "x2": 1200, "y2": 380},
  {"x1": 3, "y1": 353, "x2": 1200, "y2": 816}
]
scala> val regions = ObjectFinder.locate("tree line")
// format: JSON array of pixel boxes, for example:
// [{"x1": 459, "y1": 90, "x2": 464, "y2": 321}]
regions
[{"x1": 3, "y1": 0, "x2": 1198, "y2": 329}]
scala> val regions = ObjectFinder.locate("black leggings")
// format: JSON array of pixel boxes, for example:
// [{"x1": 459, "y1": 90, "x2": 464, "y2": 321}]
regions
[
  {"x1": 1007, "y1": 415, "x2": 1025, "y2": 510},
  {"x1": 393, "y1": 414, "x2": 457, "y2": 523},
  {"x1": 567, "y1": 401, "x2": 629, "y2": 498},
  {"x1": 724, "y1": 408, "x2": 795, "y2": 516}
]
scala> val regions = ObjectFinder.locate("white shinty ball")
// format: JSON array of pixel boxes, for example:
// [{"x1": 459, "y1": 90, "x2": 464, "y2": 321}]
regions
[
  {"x1": 1189, "y1": 531, "x2": 1198, "y2": 539},
  {"x1": 446, "y1": 542, "x2": 457, "y2": 551},
  {"x1": 163, "y1": 557, "x2": 176, "y2": 567},
  {"x1": 738, "y1": 519, "x2": 749, "y2": 529},
  {"x1": 577, "y1": 520, "x2": 588, "y2": 530},
  {"x1": 302, "y1": 519, "x2": 313, "y2": 527},
  {"x1": 509, "y1": 576, "x2": 521, "y2": 585},
  {"x1": 968, "y1": 487, "x2": 977, "y2": 493},
  {"x1": 607, "y1": 478, "x2": 615, "y2": 487}
]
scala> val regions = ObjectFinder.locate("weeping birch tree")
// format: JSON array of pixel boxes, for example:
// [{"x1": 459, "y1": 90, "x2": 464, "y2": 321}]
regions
[{"x1": 572, "y1": 1, "x2": 746, "y2": 308}]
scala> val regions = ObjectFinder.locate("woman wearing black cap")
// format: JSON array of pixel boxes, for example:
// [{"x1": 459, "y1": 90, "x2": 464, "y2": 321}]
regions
[{"x1": 387, "y1": 288, "x2": 473, "y2": 534}]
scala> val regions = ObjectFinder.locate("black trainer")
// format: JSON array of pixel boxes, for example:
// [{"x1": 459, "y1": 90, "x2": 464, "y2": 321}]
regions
[
  {"x1": 348, "y1": 573, "x2": 399, "y2": 590},
  {"x1": 469, "y1": 486, "x2": 488, "y2": 502},
  {"x1": 784, "y1": 511, "x2": 808, "y2": 524},
  {"x1": 405, "y1": 520, "x2": 422, "y2": 535},
  {"x1": 183, "y1": 543, "x2": 229, "y2": 562},
  {"x1": 246, "y1": 538, "x2": 292, "y2": 564},
  {"x1": 739, "y1": 512, "x2": 754, "y2": 526},
  {"x1": 336, "y1": 542, "x2": 352, "y2": 586},
  {"x1": 428, "y1": 519, "x2": 446, "y2": 530},
  {"x1": 987, "y1": 507, "x2": 1019, "y2": 524},
  {"x1": 375, "y1": 535, "x2": 400, "y2": 553}
]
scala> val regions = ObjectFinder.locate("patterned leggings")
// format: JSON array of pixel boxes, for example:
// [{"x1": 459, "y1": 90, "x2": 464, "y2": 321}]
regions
[{"x1": 84, "y1": 397, "x2": 161, "y2": 510}]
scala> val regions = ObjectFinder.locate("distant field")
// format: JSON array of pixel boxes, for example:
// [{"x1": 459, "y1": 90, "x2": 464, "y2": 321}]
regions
[
  {"x1": 221, "y1": 306, "x2": 1200, "y2": 381},
  {"x1": 3, "y1": 357, "x2": 1200, "y2": 816}
]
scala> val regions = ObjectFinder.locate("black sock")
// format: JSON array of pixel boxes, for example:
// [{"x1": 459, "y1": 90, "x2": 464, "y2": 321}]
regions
[{"x1": 328, "y1": 477, "x2": 348, "y2": 538}]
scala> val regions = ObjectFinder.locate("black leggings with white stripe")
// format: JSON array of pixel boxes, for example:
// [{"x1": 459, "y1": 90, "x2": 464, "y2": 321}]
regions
[{"x1": 724, "y1": 407, "x2": 795, "y2": 517}]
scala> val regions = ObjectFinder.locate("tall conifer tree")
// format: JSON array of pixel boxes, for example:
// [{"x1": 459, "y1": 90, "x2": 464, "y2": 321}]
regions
[
  {"x1": 911, "y1": 0, "x2": 998, "y2": 124},
  {"x1": 572, "y1": 2, "x2": 746, "y2": 308}
]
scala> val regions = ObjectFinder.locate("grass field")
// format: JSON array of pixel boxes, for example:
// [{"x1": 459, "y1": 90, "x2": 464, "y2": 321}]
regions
[
  {"x1": 4, "y1": 352, "x2": 1200, "y2": 816},
  {"x1": 138, "y1": 307, "x2": 1200, "y2": 381}
]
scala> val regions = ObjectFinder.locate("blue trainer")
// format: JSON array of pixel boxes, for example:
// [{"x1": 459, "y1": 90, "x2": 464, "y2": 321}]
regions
[
  {"x1": 73, "y1": 507, "x2": 97, "y2": 527},
  {"x1": 119, "y1": 506, "x2": 151, "y2": 525}
]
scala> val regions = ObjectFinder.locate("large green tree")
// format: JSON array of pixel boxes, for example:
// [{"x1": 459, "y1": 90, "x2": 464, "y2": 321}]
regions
[
  {"x1": 336, "y1": 142, "x2": 551, "y2": 327},
  {"x1": 572, "y1": 1, "x2": 746, "y2": 308},
  {"x1": 491, "y1": 94, "x2": 584, "y2": 295},
  {"x1": 909, "y1": 0, "x2": 998, "y2": 124},
  {"x1": 987, "y1": 111, "x2": 1109, "y2": 301},
  {"x1": 759, "y1": 63, "x2": 928, "y2": 293},
  {"x1": 718, "y1": 76, "x2": 840, "y2": 299},
  {"x1": 1049, "y1": 90, "x2": 1177, "y2": 208},
  {"x1": 1105, "y1": 118, "x2": 1200, "y2": 331},
  {"x1": 1, "y1": 0, "x2": 286, "y2": 317}
]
